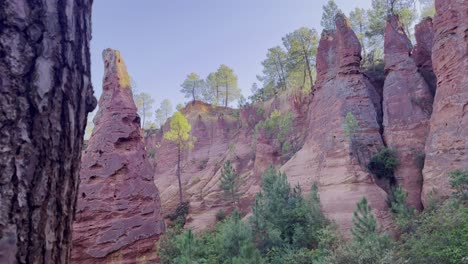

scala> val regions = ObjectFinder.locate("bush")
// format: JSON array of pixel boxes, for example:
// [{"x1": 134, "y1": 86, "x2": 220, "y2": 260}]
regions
[
  {"x1": 449, "y1": 170, "x2": 468, "y2": 201},
  {"x1": 367, "y1": 148, "x2": 399, "y2": 180},
  {"x1": 396, "y1": 200, "x2": 468, "y2": 264},
  {"x1": 250, "y1": 167, "x2": 328, "y2": 253},
  {"x1": 216, "y1": 209, "x2": 226, "y2": 222},
  {"x1": 167, "y1": 201, "x2": 190, "y2": 228},
  {"x1": 254, "y1": 110, "x2": 293, "y2": 155}
]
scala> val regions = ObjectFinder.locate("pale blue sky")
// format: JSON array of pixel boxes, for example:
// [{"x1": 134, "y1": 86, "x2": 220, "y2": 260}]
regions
[{"x1": 91, "y1": 0, "x2": 372, "y2": 109}]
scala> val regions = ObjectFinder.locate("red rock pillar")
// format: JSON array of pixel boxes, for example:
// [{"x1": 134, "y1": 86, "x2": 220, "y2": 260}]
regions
[
  {"x1": 422, "y1": 0, "x2": 468, "y2": 206},
  {"x1": 71, "y1": 49, "x2": 164, "y2": 263},
  {"x1": 382, "y1": 15, "x2": 433, "y2": 210}
]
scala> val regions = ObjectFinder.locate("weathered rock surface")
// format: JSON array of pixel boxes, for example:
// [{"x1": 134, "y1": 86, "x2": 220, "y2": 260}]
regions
[
  {"x1": 382, "y1": 15, "x2": 433, "y2": 210},
  {"x1": 281, "y1": 14, "x2": 391, "y2": 235},
  {"x1": 412, "y1": 17, "x2": 437, "y2": 95},
  {"x1": 147, "y1": 93, "x2": 310, "y2": 232},
  {"x1": 72, "y1": 49, "x2": 164, "y2": 263},
  {"x1": 422, "y1": 0, "x2": 468, "y2": 206}
]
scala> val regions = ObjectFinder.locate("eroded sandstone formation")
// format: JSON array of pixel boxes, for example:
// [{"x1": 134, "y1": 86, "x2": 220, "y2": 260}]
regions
[
  {"x1": 147, "y1": 92, "x2": 310, "y2": 231},
  {"x1": 281, "y1": 14, "x2": 391, "y2": 235},
  {"x1": 412, "y1": 17, "x2": 436, "y2": 95},
  {"x1": 422, "y1": 0, "x2": 468, "y2": 206},
  {"x1": 382, "y1": 15, "x2": 433, "y2": 210},
  {"x1": 72, "y1": 49, "x2": 164, "y2": 263}
]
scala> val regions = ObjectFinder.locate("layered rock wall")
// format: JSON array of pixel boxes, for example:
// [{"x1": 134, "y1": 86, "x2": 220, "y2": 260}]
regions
[
  {"x1": 422, "y1": 0, "x2": 468, "y2": 206},
  {"x1": 281, "y1": 14, "x2": 391, "y2": 235},
  {"x1": 382, "y1": 15, "x2": 433, "y2": 210},
  {"x1": 72, "y1": 49, "x2": 164, "y2": 263}
]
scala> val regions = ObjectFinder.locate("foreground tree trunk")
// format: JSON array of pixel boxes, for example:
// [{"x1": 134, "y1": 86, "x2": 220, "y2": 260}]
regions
[{"x1": 0, "y1": 1, "x2": 96, "y2": 263}]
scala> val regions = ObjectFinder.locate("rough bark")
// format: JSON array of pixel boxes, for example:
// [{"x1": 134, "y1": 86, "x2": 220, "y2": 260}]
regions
[{"x1": 0, "y1": 0, "x2": 96, "y2": 263}]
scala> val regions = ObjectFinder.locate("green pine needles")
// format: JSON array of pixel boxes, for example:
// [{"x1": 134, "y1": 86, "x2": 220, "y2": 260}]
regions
[
  {"x1": 351, "y1": 197, "x2": 377, "y2": 242},
  {"x1": 220, "y1": 160, "x2": 241, "y2": 205}
]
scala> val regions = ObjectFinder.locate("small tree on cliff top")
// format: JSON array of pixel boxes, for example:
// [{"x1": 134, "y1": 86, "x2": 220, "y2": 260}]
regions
[{"x1": 164, "y1": 112, "x2": 194, "y2": 203}]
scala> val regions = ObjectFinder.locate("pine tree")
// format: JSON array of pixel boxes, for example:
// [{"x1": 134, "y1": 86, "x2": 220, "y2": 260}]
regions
[
  {"x1": 351, "y1": 197, "x2": 377, "y2": 242},
  {"x1": 321, "y1": 0, "x2": 342, "y2": 31},
  {"x1": 220, "y1": 160, "x2": 241, "y2": 205}
]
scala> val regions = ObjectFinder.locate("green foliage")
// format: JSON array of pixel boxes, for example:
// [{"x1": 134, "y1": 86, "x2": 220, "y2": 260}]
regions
[
  {"x1": 220, "y1": 160, "x2": 241, "y2": 204},
  {"x1": 349, "y1": 7, "x2": 368, "y2": 58},
  {"x1": 134, "y1": 92, "x2": 155, "y2": 129},
  {"x1": 329, "y1": 234, "x2": 394, "y2": 264},
  {"x1": 215, "y1": 65, "x2": 241, "y2": 107},
  {"x1": 321, "y1": 0, "x2": 342, "y2": 31},
  {"x1": 259, "y1": 46, "x2": 288, "y2": 93},
  {"x1": 396, "y1": 199, "x2": 468, "y2": 264},
  {"x1": 176, "y1": 103, "x2": 184, "y2": 111},
  {"x1": 351, "y1": 197, "x2": 377, "y2": 242},
  {"x1": 157, "y1": 226, "x2": 184, "y2": 264},
  {"x1": 367, "y1": 148, "x2": 399, "y2": 180},
  {"x1": 282, "y1": 27, "x2": 319, "y2": 91},
  {"x1": 390, "y1": 187, "x2": 416, "y2": 231},
  {"x1": 167, "y1": 201, "x2": 190, "y2": 228},
  {"x1": 216, "y1": 209, "x2": 226, "y2": 222},
  {"x1": 164, "y1": 112, "x2": 192, "y2": 147},
  {"x1": 155, "y1": 99, "x2": 173, "y2": 128},
  {"x1": 250, "y1": 167, "x2": 328, "y2": 253},
  {"x1": 343, "y1": 112, "x2": 359, "y2": 138},
  {"x1": 420, "y1": 0, "x2": 435, "y2": 17},
  {"x1": 159, "y1": 213, "x2": 263, "y2": 264},
  {"x1": 254, "y1": 110, "x2": 293, "y2": 155},
  {"x1": 180, "y1": 73, "x2": 205, "y2": 102},
  {"x1": 449, "y1": 170, "x2": 468, "y2": 201}
]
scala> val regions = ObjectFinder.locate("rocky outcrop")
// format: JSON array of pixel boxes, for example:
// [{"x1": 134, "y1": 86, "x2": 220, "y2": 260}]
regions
[
  {"x1": 72, "y1": 49, "x2": 164, "y2": 263},
  {"x1": 147, "y1": 92, "x2": 310, "y2": 232},
  {"x1": 281, "y1": 14, "x2": 391, "y2": 235},
  {"x1": 422, "y1": 0, "x2": 468, "y2": 206},
  {"x1": 382, "y1": 15, "x2": 433, "y2": 210},
  {"x1": 412, "y1": 17, "x2": 436, "y2": 95}
]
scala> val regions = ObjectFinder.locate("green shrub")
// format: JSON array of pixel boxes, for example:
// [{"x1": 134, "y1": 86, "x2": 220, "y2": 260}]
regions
[
  {"x1": 167, "y1": 201, "x2": 190, "y2": 228},
  {"x1": 254, "y1": 110, "x2": 293, "y2": 155},
  {"x1": 396, "y1": 200, "x2": 468, "y2": 264},
  {"x1": 220, "y1": 160, "x2": 241, "y2": 204},
  {"x1": 449, "y1": 170, "x2": 468, "y2": 201},
  {"x1": 250, "y1": 167, "x2": 329, "y2": 253},
  {"x1": 343, "y1": 112, "x2": 359, "y2": 138},
  {"x1": 367, "y1": 148, "x2": 399, "y2": 180},
  {"x1": 216, "y1": 209, "x2": 227, "y2": 222}
]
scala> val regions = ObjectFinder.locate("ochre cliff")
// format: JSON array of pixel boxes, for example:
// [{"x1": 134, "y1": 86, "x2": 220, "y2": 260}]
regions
[
  {"x1": 146, "y1": 92, "x2": 310, "y2": 231},
  {"x1": 281, "y1": 14, "x2": 391, "y2": 235},
  {"x1": 382, "y1": 15, "x2": 433, "y2": 210},
  {"x1": 113, "y1": 0, "x2": 467, "y2": 239},
  {"x1": 72, "y1": 49, "x2": 164, "y2": 263},
  {"x1": 421, "y1": 0, "x2": 468, "y2": 206}
]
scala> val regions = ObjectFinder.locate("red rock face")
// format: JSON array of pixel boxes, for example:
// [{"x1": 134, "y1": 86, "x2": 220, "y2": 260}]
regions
[
  {"x1": 147, "y1": 94, "x2": 310, "y2": 232},
  {"x1": 422, "y1": 0, "x2": 468, "y2": 206},
  {"x1": 412, "y1": 17, "x2": 436, "y2": 94},
  {"x1": 282, "y1": 14, "x2": 391, "y2": 236},
  {"x1": 382, "y1": 15, "x2": 433, "y2": 210},
  {"x1": 72, "y1": 49, "x2": 164, "y2": 263}
]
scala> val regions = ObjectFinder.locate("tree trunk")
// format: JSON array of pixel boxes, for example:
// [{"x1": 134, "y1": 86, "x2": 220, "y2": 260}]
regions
[
  {"x1": 177, "y1": 144, "x2": 183, "y2": 203},
  {"x1": 303, "y1": 50, "x2": 314, "y2": 86},
  {"x1": 0, "y1": 1, "x2": 96, "y2": 263},
  {"x1": 225, "y1": 82, "x2": 229, "y2": 107}
]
